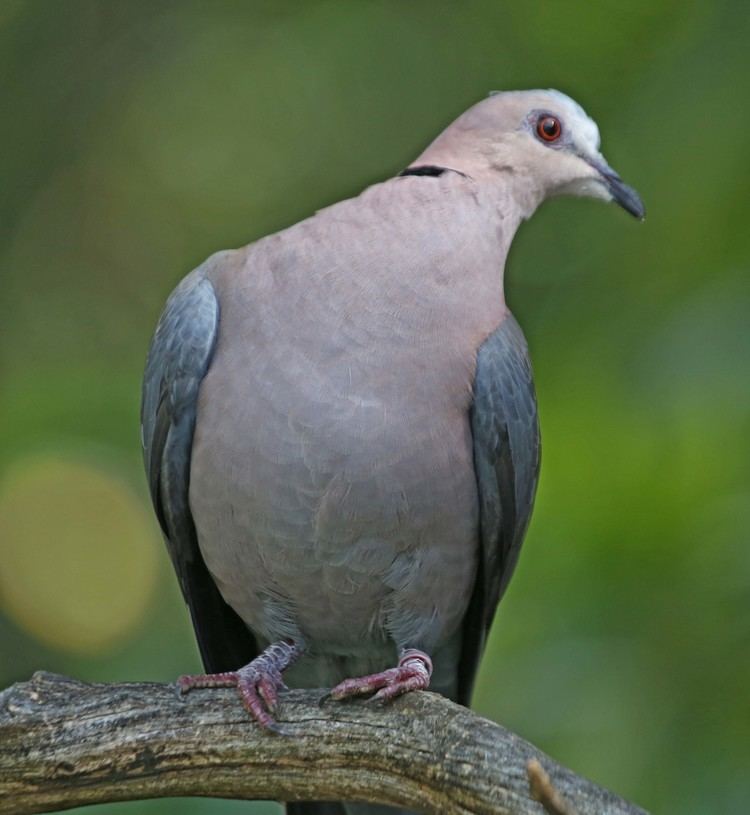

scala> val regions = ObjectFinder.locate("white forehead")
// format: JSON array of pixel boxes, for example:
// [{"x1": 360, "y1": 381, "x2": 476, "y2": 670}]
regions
[{"x1": 541, "y1": 89, "x2": 601, "y2": 152}]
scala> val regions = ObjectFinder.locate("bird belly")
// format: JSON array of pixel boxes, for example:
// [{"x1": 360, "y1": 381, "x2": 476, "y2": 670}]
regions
[{"x1": 189, "y1": 377, "x2": 479, "y2": 662}]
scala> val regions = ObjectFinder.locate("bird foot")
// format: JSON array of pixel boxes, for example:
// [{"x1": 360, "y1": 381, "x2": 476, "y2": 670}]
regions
[
  {"x1": 326, "y1": 648, "x2": 433, "y2": 704},
  {"x1": 177, "y1": 639, "x2": 301, "y2": 731}
]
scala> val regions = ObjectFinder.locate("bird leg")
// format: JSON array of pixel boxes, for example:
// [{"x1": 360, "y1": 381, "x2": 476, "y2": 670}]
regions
[
  {"x1": 177, "y1": 638, "x2": 301, "y2": 731},
  {"x1": 327, "y1": 647, "x2": 432, "y2": 703}
]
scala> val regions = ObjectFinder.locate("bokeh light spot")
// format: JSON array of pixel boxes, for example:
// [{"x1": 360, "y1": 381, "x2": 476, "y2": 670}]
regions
[{"x1": 0, "y1": 455, "x2": 159, "y2": 654}]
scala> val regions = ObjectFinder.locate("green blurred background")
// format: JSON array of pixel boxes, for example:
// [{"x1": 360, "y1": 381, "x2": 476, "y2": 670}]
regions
[{"x1": 1, "y1": 2, "x2": 748, "y2": 813}]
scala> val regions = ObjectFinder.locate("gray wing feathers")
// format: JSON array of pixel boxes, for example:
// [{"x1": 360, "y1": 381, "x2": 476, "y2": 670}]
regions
[
  {"x1": 460, "y1": 314, "x2": 540, "y2": 703},
  {"x1": 141, "y1": 269, "x2": 258, "y2": 672},
  {"x1": 142, "y1": 271, "x2": 219, "y2": 556}
]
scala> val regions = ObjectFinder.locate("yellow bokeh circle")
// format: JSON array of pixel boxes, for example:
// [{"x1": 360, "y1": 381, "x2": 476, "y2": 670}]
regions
[{"x1": 0, "y1": 455, "x2": 160, "y2": 654}]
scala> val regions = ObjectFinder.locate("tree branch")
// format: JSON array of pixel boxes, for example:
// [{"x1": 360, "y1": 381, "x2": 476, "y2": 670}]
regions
[{"x1": 0, "y1": 672, "x2": 647, "y2": 815}]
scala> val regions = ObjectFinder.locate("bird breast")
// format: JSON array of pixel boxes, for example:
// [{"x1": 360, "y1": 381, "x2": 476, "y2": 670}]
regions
[{"x1": 188, "y1": 176, "x2": 510, "y2": 653}]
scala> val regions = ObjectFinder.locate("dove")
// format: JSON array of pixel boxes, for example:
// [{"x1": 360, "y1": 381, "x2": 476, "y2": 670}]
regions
[{"x1": 141, "y1": 89, "x2": 644, "y2": 815}]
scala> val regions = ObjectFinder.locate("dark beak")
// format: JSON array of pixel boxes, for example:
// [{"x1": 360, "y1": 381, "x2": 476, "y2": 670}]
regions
[{"x1": 587, "y1": 158, "x2": 645, "y2": 220}]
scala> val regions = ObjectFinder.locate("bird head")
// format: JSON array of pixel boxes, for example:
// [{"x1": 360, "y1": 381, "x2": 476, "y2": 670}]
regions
[{"x1": 411, "y1": 89, "x2": 645, "y2": 220}]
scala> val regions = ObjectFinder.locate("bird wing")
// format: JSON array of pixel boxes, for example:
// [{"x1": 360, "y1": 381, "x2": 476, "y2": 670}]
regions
[
  {"x1": 459, "y1": 312, "x2": 541, "y2": 704},
  {"x1": 141, "y1": 266, "x2": 259, "y2": 673}
]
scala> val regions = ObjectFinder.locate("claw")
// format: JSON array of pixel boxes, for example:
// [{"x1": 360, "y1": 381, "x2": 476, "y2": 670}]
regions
[
  {"x1": 176, "y1": 639, "x2": 301, "y2": 730},
  {"x1": 328, "y1": 648, "x2": 432, "y2": 704}
]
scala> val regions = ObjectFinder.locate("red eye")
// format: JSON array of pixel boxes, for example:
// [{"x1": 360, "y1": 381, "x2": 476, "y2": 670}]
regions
[{"x1": 537, "y1": 115, "x2": 562, "y2": 142}]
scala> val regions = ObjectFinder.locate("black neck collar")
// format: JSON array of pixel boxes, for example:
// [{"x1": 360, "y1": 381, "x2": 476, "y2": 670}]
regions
[{"x1": 398, "y1": 165, "x2": 468, "y2": 179}]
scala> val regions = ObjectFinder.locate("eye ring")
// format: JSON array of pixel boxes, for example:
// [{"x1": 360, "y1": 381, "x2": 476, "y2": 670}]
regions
[{"x1": 536, "y1": 115, "x2": 562, "y2": 142}]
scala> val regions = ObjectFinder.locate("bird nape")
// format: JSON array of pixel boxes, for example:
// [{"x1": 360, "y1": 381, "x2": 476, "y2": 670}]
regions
[{"x1": 141, "y1": 88, "x2": 643, "y2": 815}]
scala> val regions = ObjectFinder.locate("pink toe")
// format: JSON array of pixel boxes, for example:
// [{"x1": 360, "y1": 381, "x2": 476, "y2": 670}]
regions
[
  {"x1": 177, "y1": 671, "x2": 239, "y2": 694},
  {"x1": 329, "y1": 667, "x2": 399, "y2": 700},
  {"x1": 371, "y1": 671, "x2": 429, "y2": 703},
  {"x1": 237, "y1": 679, "x2": 276, "y2": 729},
  {"x1": 258, "y1": 675, "x2": 279, "y2": 711}
]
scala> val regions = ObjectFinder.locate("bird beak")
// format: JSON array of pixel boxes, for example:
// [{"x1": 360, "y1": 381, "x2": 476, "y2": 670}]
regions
[{"x1": 586, "y1": 157, "x2": 645, "y2": 220}]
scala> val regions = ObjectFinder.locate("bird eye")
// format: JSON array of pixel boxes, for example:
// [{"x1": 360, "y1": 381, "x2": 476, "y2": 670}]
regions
[{"x1": 536, "y1": 115, "x2": 562, "y2": 142}]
